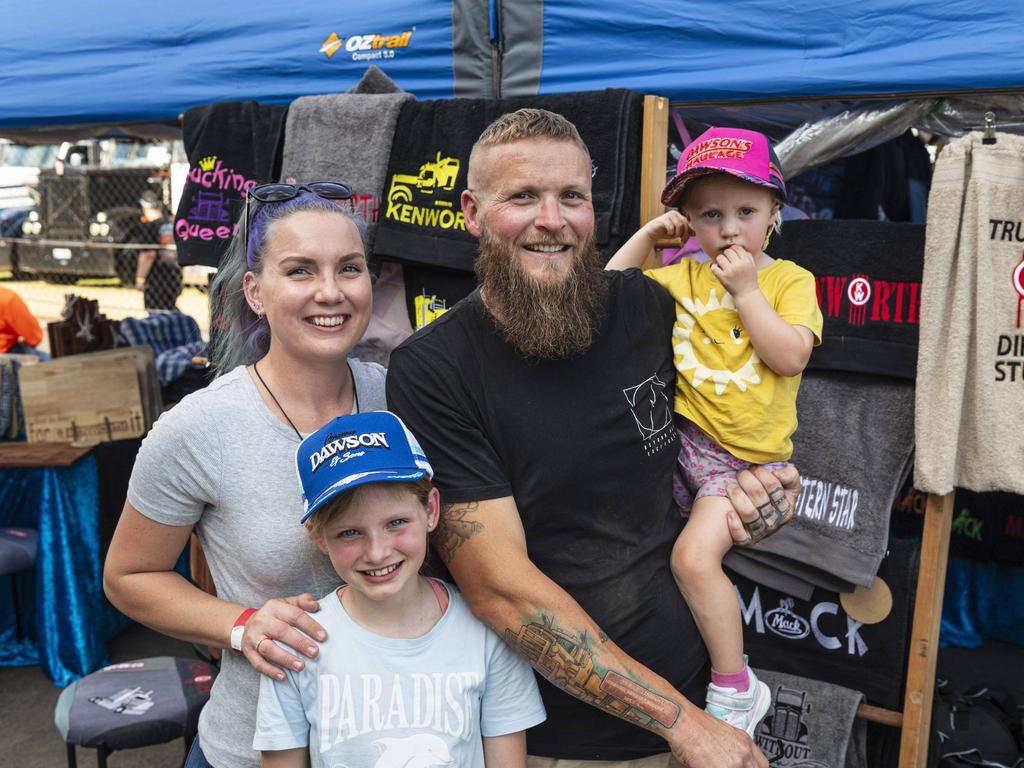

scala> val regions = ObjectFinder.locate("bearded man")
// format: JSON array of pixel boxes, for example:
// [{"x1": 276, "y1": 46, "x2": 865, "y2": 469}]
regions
[{"x1": 386, "y1": 109, "x2": 798, "y2": 768}]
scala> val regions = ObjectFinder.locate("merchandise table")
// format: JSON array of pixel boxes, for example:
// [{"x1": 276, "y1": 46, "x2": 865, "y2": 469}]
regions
[{"x1": 0, "y1": 444, "x2": 129, "y2": 686}]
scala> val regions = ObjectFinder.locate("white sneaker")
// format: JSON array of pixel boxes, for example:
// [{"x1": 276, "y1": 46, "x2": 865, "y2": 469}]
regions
[{"x1": 705, "y1": 668, "x2": 772, "y2": 738}]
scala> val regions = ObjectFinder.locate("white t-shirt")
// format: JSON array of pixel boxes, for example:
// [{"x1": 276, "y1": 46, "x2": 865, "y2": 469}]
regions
[
  {"x1": 254, "y1": 581, "x2": 546, "y2": 767},
  {"x1": 127, "y1": 361, "x2": 387, "y2": 768}
]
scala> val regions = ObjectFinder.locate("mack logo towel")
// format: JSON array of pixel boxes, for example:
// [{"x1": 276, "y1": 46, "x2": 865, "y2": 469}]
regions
[
  {"x1": 769, "y1": 219, "x2": 925, "y2": 380},
  {"x1": 373, "y1": 89, "x2": 643, "y2": 273},
  {"x1": 173, "y1": 101, "x2": 288, "y2": 268},
  {"x1": 740, "y1": 370, "x2": 915, "y2": 587},
  {"x1": 752, "y1": 669, "x2": 866, "y2": 768},
  {"x1": 279, "y1": 89, "x2": 413, "y2": 252},
  {"x1": 730, "y1": 537, "x2": 918, "y2": 710},
  {"x1": 915, "y1": 131, "x2": 1024, "y2": 496}
]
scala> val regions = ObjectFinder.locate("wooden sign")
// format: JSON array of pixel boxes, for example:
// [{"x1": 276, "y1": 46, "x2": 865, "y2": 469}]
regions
[{"x1": 19, "y1": 351, "x2": 149, "y2": 444}]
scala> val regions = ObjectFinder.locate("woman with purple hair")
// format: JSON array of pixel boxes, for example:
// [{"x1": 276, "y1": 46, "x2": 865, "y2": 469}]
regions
[{"x1": 104, "y1": 184, "x2": 386, "y2": 768}]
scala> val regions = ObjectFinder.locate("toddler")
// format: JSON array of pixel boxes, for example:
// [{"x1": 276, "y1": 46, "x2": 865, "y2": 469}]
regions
[{"x1": 606, "y1": 126, "x2": 823, "y2": 736}]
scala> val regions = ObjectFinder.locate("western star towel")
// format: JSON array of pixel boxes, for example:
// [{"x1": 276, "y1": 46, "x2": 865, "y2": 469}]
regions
[
  {"x1": 915, "y1": 131, "x2": 1024, "y2": 495},
  {"x1": 173, "y1": 101, "x2": 288, "y2": 268},
  {"x1": 373, "y1": 89, "x2": 644, "y2": 273},
  {"x1": 739, "y1": 370, "x2": 915, "y2": 587},
  {"x1": 279, "y1": 90, "x2": 412, "y2": 251},
  {"x1": 752, "y1": 669, "x2": 866, "y2": 768},
  {"x1": 730, "y1": 536, "x2": 919, "y2": 710},
  {"x1": 724, "y1": 547, "x2": 856, "y2": 597},
  {"x1": 769, "y1": 219, "x2": 925, "y2": 379}
]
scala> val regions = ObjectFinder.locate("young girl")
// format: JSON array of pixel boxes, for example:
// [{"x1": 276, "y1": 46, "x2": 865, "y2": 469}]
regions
[
  {"x1": 606, "y1": 126, "x2": 823, "y2": 736},
  {"x1": 253, "y1": 410, "x2": 546, "y2": 767}
]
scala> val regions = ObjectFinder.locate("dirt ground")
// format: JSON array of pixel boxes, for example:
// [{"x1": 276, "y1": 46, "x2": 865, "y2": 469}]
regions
[{"x1": 1, "y1": 274, "x2": 210, "y2": 353}]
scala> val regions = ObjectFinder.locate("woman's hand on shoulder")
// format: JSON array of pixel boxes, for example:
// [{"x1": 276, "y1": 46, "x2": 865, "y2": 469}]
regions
[{"x1": 242, "y1": 593, "x2": 327, "y2": 680}]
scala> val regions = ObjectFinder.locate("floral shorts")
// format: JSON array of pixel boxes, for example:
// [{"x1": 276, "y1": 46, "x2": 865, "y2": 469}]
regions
[{"x1": 672, "y1": 417, "x2": 792, "y2": 516}]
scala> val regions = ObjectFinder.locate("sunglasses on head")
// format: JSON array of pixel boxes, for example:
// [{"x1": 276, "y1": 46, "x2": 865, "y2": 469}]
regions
[{"x1": 244, "y1": 181, "x2": 354, "y2": 268}]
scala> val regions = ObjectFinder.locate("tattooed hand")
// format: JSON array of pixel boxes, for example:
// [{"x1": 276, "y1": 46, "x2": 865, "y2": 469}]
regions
[
  {"x1": 725, "y1": 465, "x2": 801, "y2": 547},
  {"x1": 670, "y1": 708, "x2": 769, "y2": 767}
]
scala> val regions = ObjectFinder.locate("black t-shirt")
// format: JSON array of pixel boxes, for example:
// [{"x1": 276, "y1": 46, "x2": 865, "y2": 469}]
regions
[{"x1": 386, "y1": 269, "x2": 708, "y2": 760}]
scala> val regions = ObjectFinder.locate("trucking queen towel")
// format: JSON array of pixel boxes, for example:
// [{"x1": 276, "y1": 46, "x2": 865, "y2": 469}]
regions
[
  {"x1": 915, "y1": 131, "x2": 1024, "y2": 495},
  {"x1": 173, "y1": 101, "x2": 288, "y2": 268}
]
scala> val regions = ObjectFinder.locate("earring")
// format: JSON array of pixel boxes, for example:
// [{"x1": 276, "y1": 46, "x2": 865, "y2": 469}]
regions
[{"x1": 252, "y1": 302, "x2": 262, "y2": 317}]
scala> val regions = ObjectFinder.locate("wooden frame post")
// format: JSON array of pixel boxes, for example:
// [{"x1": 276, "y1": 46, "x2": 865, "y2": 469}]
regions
[
  {"x1": 897, "y1": 490, "x2": 954, "y2": 766},
  {"x1": 640, "y1": 95, "x2": 669, "y2": 270}
]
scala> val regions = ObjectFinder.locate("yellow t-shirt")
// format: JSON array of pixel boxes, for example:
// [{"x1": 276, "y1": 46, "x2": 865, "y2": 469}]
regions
[{"x1": 645, "y1": 258, "x2": 823, "y2": 463}]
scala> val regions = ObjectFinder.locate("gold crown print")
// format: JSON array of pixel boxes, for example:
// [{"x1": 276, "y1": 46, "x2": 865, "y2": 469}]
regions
[{"x1": 198, "y1": 156, "x2": 217, "y2": 172}]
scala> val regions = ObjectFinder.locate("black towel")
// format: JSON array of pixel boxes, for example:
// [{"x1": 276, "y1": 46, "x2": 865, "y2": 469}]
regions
[
  {"x1": 730, "y1": 536, "x2": 919, "y2": 710},
  {"x1": 769, "y1": 219, "x2": 924, "y2": 379},
  {"x1": 173, "y1": 101, "x2": 288, "y2": 268},
  {"x1": 373, "y1": 89, "x2": 644, "y2": 273},
  {"x1": 947, "y1": 488, "x2": 1024, "y2": 566}
]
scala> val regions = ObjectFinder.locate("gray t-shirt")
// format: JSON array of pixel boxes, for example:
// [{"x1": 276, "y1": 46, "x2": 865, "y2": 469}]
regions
[
  {"x1": 254, "y1": 582, "x2": 546, "y2": 767},
  {"x1": 127, "y1": 361, "x2": 386, "y2": 768}
]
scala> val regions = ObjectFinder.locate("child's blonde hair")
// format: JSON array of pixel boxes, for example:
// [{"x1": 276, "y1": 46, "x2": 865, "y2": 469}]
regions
[{"x1": 305, "y1": 477, "x2": 435, "y2": 537}]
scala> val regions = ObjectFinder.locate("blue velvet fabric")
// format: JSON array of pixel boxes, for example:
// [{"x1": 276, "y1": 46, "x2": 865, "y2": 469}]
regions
[
  {"x1": 941, "y1": 556, "x2": 1024, "y2": 649},
  {"x1": 0, "y1": 457, "x2": 128, "y2": 685}
]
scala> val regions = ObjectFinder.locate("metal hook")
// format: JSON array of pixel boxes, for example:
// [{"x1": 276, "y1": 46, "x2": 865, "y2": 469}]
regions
[{"x1": 982, "y1": 111, "x2": 997, "y2": 145}]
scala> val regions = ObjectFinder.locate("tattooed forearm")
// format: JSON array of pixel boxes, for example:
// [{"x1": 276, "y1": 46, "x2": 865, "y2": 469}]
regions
[
  {"x1": 432, "y1": 502, "x2": 484, "y2": 562},
  {"x1": 504, "y1": 616, "x2": 680, "y2": 729}
]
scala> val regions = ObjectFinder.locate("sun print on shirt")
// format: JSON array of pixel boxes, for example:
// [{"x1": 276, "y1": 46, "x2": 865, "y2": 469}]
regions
[{"x1": 674, "y1": 288, "x2": 761, "y2": 395}]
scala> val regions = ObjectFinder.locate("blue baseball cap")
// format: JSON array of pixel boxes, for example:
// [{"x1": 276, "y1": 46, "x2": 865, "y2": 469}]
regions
[{"x1": 296, "y1": 411, "x2": 433, "y2": 523}]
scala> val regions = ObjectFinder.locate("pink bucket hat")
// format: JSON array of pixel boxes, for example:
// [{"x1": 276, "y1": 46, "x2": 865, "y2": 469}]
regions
[{"x1": 661, "y1": 126, "x2": 786, "y2": 208}]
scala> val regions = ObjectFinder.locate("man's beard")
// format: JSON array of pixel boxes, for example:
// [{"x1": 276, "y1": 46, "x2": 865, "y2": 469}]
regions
[{"x1": 475, "y1": 226, "x2": 608, "y2": 361}]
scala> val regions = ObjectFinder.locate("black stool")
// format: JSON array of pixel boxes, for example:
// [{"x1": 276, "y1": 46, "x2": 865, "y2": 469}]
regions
[
  {"x1": 54, "y1": 656, "x2": 217, "y2": 767},
  {"x1": 0, "y1": 527, "x2": 37, "y2": 639}
]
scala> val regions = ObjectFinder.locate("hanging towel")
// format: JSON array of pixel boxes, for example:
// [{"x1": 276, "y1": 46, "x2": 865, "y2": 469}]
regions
[
  {"x1": 730, "y1": 536, "x2": 919, "y2": 710},
  {"x1": 722, "y1": 548, "x2": 816, "y2": 601},
  {"x1": 946, "y1": 488, "x2": 1024, "y2": 566},
  {"x1": 769, "y1": 219, "x2": 925, "y2": 379},
  {"x1": 915, "y1": 131, "x2": 1024, "y2": 496},
  {"x1": 347, "y1": 65, "x2": 405, "y2": 95},
  {"x1": 724, "y1": 547, "x2": 856, "y2": 597},
  {"x1": 741, "y1": 370, "x2": 915, "y2": 587},
  {"x1": 351, "y1": 261, "x2": 415, "y2": 367},
  {"x1": 373, "y1": 89, "x2": 644, "y2": 273},
  {"x1": 752, "y1": 669, "x2": 866, "y2": 768},
  {"x1": 279, "y1": 90, "x2": 413, "y2": 251},
  {"x1": 173, "y1": 101, "x2": 288, "y2": 268}
]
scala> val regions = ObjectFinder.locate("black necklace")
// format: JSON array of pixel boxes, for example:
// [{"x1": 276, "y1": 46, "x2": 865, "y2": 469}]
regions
[{"x1": 253, "y1": 361, "x2": 360, "y2": 440}]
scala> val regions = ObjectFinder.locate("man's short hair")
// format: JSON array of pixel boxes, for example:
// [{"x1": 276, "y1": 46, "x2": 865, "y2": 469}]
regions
[{"x1": 468, "y1": 108, "x2": 591, "y2": 188}]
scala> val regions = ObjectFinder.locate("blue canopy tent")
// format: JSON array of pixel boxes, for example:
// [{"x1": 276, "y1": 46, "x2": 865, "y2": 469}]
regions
[{"x1": 3, "y1": 1, "x2": 1024, "y2": 136}]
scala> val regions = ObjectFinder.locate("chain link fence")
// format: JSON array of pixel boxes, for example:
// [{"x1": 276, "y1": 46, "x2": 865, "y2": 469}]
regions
[{"x1": 0, "y1": 152, "x2": 211, "y2": 353}]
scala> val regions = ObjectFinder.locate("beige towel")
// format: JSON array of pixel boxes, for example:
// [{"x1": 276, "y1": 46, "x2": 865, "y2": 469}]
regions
[{"x1": 915, "y1": 131, "x2": 1024, "y2": 495}]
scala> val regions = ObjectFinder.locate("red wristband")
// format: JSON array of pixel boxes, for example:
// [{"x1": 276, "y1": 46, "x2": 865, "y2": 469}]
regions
[{"x1": 230, "y1": 608, "x2": 257, "y2": 653}]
